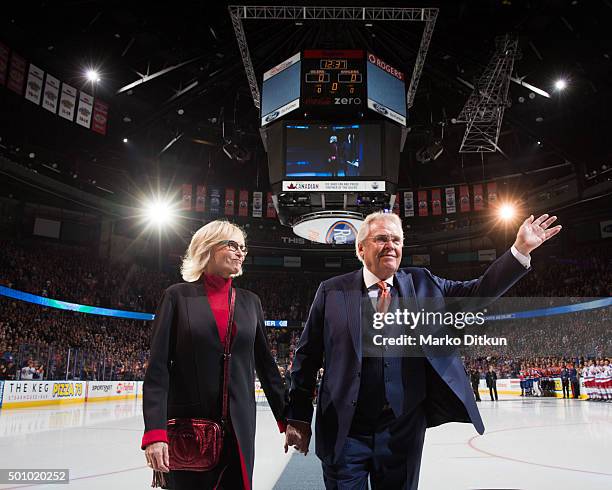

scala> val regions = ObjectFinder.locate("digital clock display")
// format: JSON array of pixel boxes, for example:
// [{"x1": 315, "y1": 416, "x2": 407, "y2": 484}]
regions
[
  {"x1": 302, "y1": 50, "x2": 365, "y2": 115},
  {"x1": 320, "y1": 59, "x2": 348, "y2": 70}
]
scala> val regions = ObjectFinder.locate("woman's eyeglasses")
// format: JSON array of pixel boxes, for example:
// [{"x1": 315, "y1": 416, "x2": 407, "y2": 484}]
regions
[{"x1": 218, "y1": 240, "x2": 248, "y2": 255}]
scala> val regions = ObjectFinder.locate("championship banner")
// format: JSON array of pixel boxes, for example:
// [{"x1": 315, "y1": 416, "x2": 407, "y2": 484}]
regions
[
  {"x1": 445, "y1": 187, "x2": 456, "y2": 214},
  {"x1": 418, "y1": 190, "x2": 428, "y2": 217},
  {"x1": 238, "y1": 190, "x2": 249, "y2": 217},
  {"x1": 404, "y1": 191, "x2": 414, "y2": 217},
  {"x1": 76, "y1": 91, "x2": 94, "y2": 128},
  {"x1": 252, "y1": 191, "x2": 263, "y2": 218},
  {"x1": 431, "y1": 188, "x2": 442, "y2": 216},
  {"x1": 266, "y1": 192, "x2": 276, "y2": 218},
  {"x1": 487, "y1": 182, "x2": 498, "y2": 204},
  {"x1": 7, "y1": 52, "x2": 26, "y2": 95},
  {"x1": 181, "y1": 184, "x2": 193, "y2": 210},
  {"x1": 459, "y1": 185, "x2": 470, "y2": 212},
  {"x1": 0, "y1": 42, "x2": 9, "y2": 86},
  {"x1": 195, "y1": 185, "x2": 206, "y2": 212},
  {"x1": 24, "y1": 63, "x2": 44, "y2": 105},
  {"x1": 393, "y1": 193, "x2": 400, "y2": 215},
  {"x1": 42, "y1": 74, "x2": 60, "y2": 113},
  {"x1": 58, "y1": 83, "x2": 77, "y2": 121},
  {"x1": 224, "y1": 188, "x2": 235, "y2": 216},
  {"x1": 210, "y1": 188, "x2": 221, "y2": 215},
  {"x1": 473, "y1": 184, "x2": 484, "y2": 211},
  {"x1": 91, "y1": 99, "x2": 109, "y2": 135}
]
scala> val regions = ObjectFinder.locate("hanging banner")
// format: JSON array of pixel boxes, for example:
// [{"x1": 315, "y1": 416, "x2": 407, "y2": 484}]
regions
[
  {"x1": 210, "y1": 188, "x2": 221, "y2": 215},
  {"x1": 0, "y1": 42, "x2": 9, "y2": 86},
  {"x1": 7, "y1": 52, "x2": 26, "y2": 95},
  {"x1": 487, "y1": 182, "x2": 498, "y2": 205},
  {"x1": 225, "y1": 188, "x2": 235, "y2": 216},
  {"x1": 238, "y1": 190, "x2": 249, "y2": 217},
  {"x1": 58, "y1": 83, "x2": 77, "y2": 121},
  {"x1": 445, "y1": 187, "x2": 456, "y2": 214},
  {"x1": 403, "y1": 191, "x2": 414, "y2": 217},
  {"x1": 252, "y1": 191, "x2": 263, "y2": 218},
  {"x1": 42, "y1": 74, "x2": 60, "y2": 113},
  {"x1": 459, "y1": 185, "x2": 470, "y2": 213},
  {"x1": 418, "y1": 190, "x2": 428, "y2": 217},
  {"x1": 473, "y1": 184, "x2": 484, "y2": 211},
  {"x1": 91, "y1": 99, "x2": 109, "y2": 135},
  {"x1": 393, "y1": 193, "x2": 400, "y2": 215},
  {"x1": 181, "y1": 184, "x2": 193, "y2": 210},
  {"x1": 266, "y1": 192, "x2": 276, "y2": 218},
  {"x1": 76, "y1": 91, "x2": 94, "y2": 128},
  {"x1": 195, "y1": 185, "x2": 206, "y2": 212},
  {"x1": 24, "y1": 63, "x2": 44, "y2": 105},
  {"x1": 431, "y1": 188, "x2": 442, "y2": 216}
]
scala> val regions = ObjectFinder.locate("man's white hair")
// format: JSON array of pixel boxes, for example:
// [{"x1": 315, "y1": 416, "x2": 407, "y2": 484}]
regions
[{"x1": 354, "y1": 211, "x2": 404, "y2": 263}]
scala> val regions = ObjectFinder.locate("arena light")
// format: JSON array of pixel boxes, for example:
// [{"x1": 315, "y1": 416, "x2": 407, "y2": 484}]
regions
[
  {"x1": 498, "y1": 203, "x2": 516, "y2": 221},
  {"x1": 554, "y1": 79, "x2": 567, "y2": 91},
  {"x1": 142, "y1": 198, "x2": 176, "y2": 227},
  {"x1": 86, "y1": 69, "x2": 100, "y2": 82}
]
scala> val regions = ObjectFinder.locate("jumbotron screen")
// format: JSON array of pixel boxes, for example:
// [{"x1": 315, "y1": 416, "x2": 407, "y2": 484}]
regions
[{"x1": 285, "y1": 123, "x2": 382, "y2": 178}]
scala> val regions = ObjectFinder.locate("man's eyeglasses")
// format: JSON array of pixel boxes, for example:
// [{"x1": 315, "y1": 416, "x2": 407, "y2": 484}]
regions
[
  {"x1": 370, "y1": 234, "x2": 403, "y2": 247},
  {"x1": 218, "y1": 240, "x2": 248, "y2": 255}
]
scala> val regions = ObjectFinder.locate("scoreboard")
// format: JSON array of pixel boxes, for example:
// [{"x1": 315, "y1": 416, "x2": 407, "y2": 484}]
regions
[
  {"x1": 301, "y1": 50, "x2": 365, "y2": 115},
  {"x1": 260, "y1": 49, "x2": 406, "y2": 126}
]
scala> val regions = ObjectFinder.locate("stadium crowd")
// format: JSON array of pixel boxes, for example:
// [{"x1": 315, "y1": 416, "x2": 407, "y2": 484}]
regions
[{"x1": 0, "y1": 239, "x2": 610, "y2": 386}]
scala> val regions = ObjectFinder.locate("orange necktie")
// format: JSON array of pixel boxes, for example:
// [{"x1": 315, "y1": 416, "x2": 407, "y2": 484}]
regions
[{"x1": 376, "y1": 280, "x2": 391, "y2": 313}]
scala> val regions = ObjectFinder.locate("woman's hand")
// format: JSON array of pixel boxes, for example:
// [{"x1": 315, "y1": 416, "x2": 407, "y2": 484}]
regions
[{"x1": 145, "y1": 441, "x2": 170, "y2": 473}]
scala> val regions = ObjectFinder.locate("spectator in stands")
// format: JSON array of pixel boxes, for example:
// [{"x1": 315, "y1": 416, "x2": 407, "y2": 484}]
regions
[
  {"x1": 142, "y1": 220, "x2": 286, "y2": 490},
  {"x1": 20, "y1": 359, "x2": 36, "y2": 380}
]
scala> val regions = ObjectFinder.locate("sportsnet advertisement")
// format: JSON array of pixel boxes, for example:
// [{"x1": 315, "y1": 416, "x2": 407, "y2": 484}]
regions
[
  {"x1": 1, "y1": 381, "x2": 86, "y2": 408},
  {"x1": 86, "y1": 381, "x2": 137, "y2": 401}
]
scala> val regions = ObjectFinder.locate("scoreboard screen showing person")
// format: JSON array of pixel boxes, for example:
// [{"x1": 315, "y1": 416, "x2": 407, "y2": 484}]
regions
[
  {"x1": 301, "y1": 50, "x2": 365, "y2": 115},
  {"x1": 366, "y1": 53, "x2": 407, "y2": 126},
  {"x1": 261, "y1": 53, "x2": 301, "y2": 126},
  {"x1": 284, "y1": 122, "x2": 382, "y2": 178}
]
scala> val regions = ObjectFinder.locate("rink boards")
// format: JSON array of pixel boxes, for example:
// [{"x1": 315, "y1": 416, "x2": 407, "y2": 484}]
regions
[
  {"x1": 0, "y1": 377, "x2": 588, "y2": 409},
  {"x1": 0, "y1": 380, "x2": 144, "y2": 409}
]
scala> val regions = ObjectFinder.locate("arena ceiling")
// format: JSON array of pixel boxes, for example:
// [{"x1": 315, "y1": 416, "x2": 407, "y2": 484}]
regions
[{"x1": 1, "y1": 0, "x2": 611, "y2": 203}]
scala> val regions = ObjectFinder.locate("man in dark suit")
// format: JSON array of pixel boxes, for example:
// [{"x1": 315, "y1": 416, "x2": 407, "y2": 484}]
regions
[
  {"x1": 471, "y1": 368, "x2": 482, "y2": 402},
  {"x1": 285, "y1": 211, "x2": 561, "y2": 489},
  {"x1": 485, "y1": 365, "x2": 499, "y2": 401}
]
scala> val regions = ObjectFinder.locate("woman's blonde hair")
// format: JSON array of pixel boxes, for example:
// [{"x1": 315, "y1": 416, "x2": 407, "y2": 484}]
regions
[{"x1": 180, "y1": 220, "x2": 247, "y2": 282}]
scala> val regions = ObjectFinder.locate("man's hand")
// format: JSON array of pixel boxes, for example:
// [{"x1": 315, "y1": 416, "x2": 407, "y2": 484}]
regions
[
  {"x1": 513, "y1": 213, "x2": 562, "y2": 256},
  {"x1": 284, "y1": 420, "x2": 311, "y2": 455}
]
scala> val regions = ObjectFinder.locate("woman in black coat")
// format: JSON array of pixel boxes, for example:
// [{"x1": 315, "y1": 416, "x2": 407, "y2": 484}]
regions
[{"x1": 142, "y1": 220, "x2": 286, "y2": 489}]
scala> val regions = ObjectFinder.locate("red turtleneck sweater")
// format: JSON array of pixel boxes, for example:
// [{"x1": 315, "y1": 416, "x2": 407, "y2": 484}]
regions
[{"x1": 203, "y1": 273, "x2": 232, "y2": 344}]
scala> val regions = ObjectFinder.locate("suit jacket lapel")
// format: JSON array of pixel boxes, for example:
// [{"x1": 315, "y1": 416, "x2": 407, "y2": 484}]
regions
[
  {"x1": 395, "y1": 269, "x2": 417, "y2": 307},
  {"x1": 344, "y1": 269, "x2": 364, "y2": 361},
  {"x1": 185, "y1": 288, "x2": 223, "y2": 406}
]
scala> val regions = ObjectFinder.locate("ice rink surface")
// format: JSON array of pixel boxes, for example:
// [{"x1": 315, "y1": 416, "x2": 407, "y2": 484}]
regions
[{"x1": 0, "y1": 396, "x2": 610, "y2": 490}]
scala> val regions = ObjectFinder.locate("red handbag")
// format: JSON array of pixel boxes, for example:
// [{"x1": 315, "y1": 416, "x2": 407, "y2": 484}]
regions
[{"x1": 152, "y1": 288, "x2": 235, "y2": 487}]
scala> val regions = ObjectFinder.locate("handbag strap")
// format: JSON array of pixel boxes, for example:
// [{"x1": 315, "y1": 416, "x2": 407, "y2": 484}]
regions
[{"x1": 220, "y1": 287, "x2": 236, "y2": 429}]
